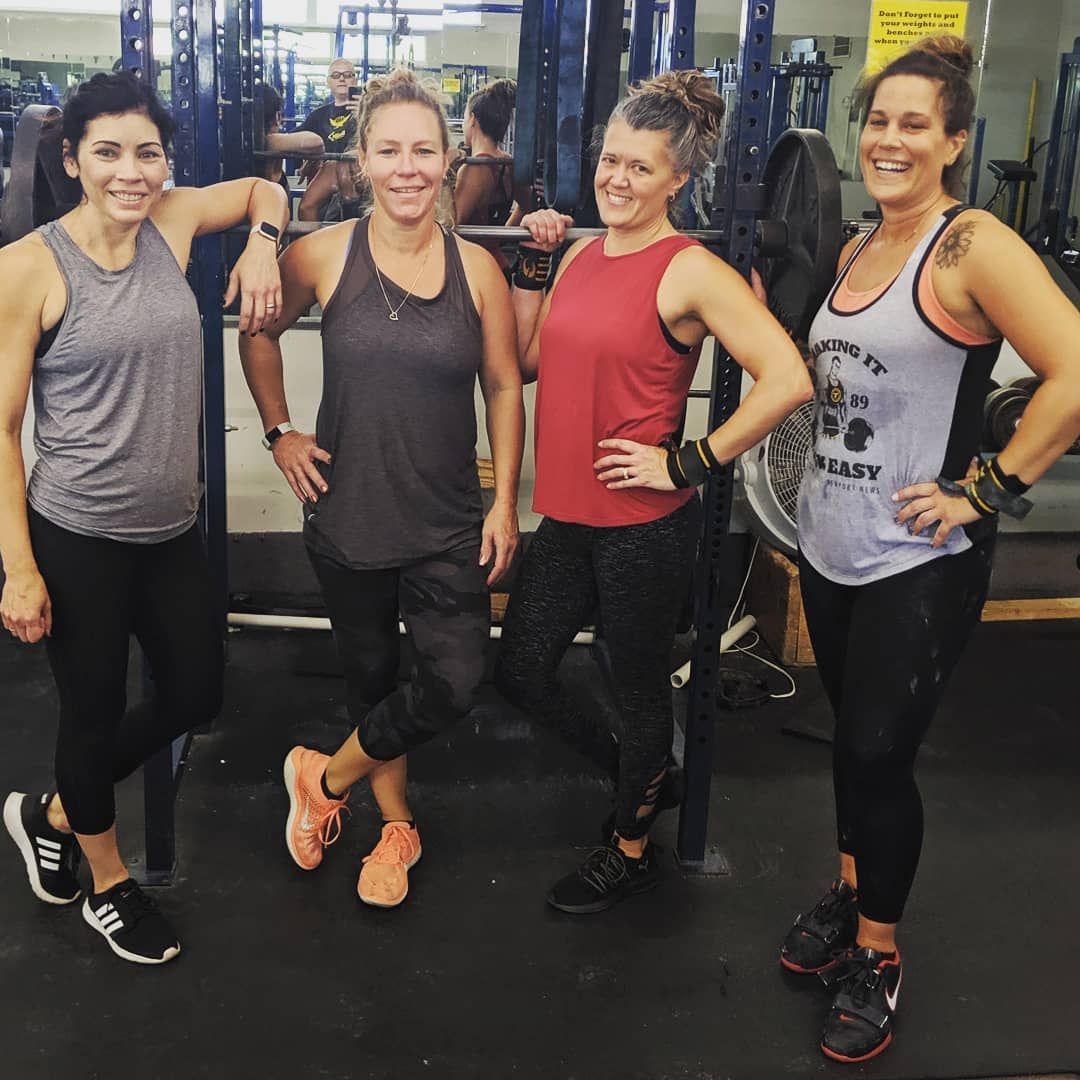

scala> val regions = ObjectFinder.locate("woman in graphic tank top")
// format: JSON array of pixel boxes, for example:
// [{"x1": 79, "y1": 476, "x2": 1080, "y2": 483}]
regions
[
  {"x1": 0, "y1": 72, "x2": 287, "y2": 965},
  {"x1": 240, "y1": 70, "x2": 524, "y2": 910},
  {"x1": 777, "y1": 37, "x2": 1080, "y2": 1065},
  {"x1": 495, "y1": 72, "x2": 813, "y2": 915}
]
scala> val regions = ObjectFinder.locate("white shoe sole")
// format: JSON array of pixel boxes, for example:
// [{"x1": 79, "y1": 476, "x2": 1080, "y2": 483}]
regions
[
  {"x1": 357, "y1": 846, "x2": 422, "y2": 908},
  {"x1": 282, "y1": 750, "x2": 312, "y2": 870},
  {"x1": 3, "y1": 792, "x2": 80, "y2": 906},
  {"x1": 81, "y1": 899, "x2": 180, "y2": 965}
]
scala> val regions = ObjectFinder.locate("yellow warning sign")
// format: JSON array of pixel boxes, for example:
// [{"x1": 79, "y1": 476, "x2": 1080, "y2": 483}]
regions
[
  {"x1": 441, "y1": 77, "x2": 461, "y2": 93},
  {"x1": 866, "y1": 2, "x2": 968, "y2": 74}
]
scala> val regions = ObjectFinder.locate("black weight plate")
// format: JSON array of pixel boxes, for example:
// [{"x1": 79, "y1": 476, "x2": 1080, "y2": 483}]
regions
[
  {"x1": 982, "y1": 385, "x2": 1029, "y2": 451},
  {"x1": 759, "y1": 128, "x2": 842, "y2": 341},
  {"x1": 1006, "y1": 375, "x2": 1041, "y2": 394},
  {"x1": 1, "y1": 104, "x2": 62, "y2": 247}
]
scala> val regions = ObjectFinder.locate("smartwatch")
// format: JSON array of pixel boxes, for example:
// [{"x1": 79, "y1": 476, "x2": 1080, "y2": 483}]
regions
[
  {"x1": 261, "y1": 421, "x2": 295, "y2": 450},
  {"x1": 252, "y1": 221, "x2": 282, "y2": 248}
]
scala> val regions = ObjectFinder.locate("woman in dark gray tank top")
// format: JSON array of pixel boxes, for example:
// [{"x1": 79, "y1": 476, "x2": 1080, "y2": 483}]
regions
[
  {"x1": 240, "y1": 69, "x2": 523, "y2": 909},
  {"x1": 0, "y1": 72, "x2": 288, "y2": 965}
]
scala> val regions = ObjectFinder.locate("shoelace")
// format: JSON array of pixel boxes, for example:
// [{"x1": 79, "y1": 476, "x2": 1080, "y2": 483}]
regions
[
  {"x1": 364, "y1": 824, "x2": 414, "y2": 866},
  {"x1": 826, "y1": 950, "x2": 883, "y2": 1001},
  {"x1": 315, "y1": 798, "x2": 350, "y2": 847},
  {"x1": 812, "y1": 885, "x2": 850, "y2": 922},
  {"x1": 112, "y1": 883, "x2": 158, "y2": 922},
  {"x1": 578, "y1": 845, "x2": 629, "y2": 893}
]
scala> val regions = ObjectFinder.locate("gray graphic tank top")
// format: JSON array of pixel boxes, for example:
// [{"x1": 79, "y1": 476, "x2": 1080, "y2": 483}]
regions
[
  {"x1": 28, "y1": 219, "x2": 203, "y2": 543},
  {"x1": 798, "y1": 207, "x2": 1002, "y2": 585}
]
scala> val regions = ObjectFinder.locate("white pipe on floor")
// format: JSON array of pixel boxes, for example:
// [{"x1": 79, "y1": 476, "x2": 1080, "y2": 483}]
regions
[
  {"x1": 226, "y1": 611, "x2": 596, "y2": 645},
  {"x1": 670, "y1": 614, "x2": 757, "y2": 688}
]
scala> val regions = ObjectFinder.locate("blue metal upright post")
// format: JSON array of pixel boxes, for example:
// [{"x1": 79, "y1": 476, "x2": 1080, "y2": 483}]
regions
[
  {"x1": 665, "y1": 0, "x2": 695, "y2": 70},
  {"x1": 120, "y1": 0, "x2": 153, "y2": 79},
  {"x1": 677, "y1": 0, "x2": 775, "y2": 870},
  {"x1": 628, "y1": 0, "x2": 654, "y2": 85}
]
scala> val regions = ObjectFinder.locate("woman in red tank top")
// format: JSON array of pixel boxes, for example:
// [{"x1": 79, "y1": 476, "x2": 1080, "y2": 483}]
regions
[{"x1": 494, "y1": 71, "x2": 812, "y2": 915}]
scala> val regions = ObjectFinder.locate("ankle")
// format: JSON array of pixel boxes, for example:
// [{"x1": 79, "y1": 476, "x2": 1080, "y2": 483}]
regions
[
  {"x1": 91, "y1": 870, "x2": 131, "y2": 898},
  {"x1": 615, "y1": 835, "x2": 646, "y2": 859},
  {"x1": 46, "y1": 796, "x2": 72, "y2": 835}
]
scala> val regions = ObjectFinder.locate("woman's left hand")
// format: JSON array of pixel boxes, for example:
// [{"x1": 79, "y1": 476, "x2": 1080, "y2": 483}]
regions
[
  {"x1": 226, "y1": 237, "x2": 284, "y2": 335},
  {"x1": 893, "y1": 461, "x2": 983, "y2": 548},
  {"x1": 594, "y1": 439, "x2": 676, "y2": 491},
  {"x1": 480, "y1": 501, "x2": 520, "y2": 586}
]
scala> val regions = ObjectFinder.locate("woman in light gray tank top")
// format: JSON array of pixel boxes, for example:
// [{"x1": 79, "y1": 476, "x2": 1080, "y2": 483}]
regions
[
  {"x1": 0, "y1": 72, "x2": 289, "y2": 965},
  {"x1": 240, "y1": 70, "x2": 524, "y2": 909},
  {"x1": 775, "y1": 38, "x2": 1080, "y2": 1065}
]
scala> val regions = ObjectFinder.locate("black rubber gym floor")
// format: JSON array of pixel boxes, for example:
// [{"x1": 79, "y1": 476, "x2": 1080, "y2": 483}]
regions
[{"x1": 1, "y1": 620, "x2": 1077, "y2": 1080}]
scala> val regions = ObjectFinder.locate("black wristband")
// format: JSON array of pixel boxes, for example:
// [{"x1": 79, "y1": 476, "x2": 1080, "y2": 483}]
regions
[
  {"x1": 970, "y1": 460, "x2": 1033, "y2": 519},
  {"x1": 987, "y1": 455, "x2": 1030, "y2": 495},
  {"x1": 512, "y1": 248, "x2": 552, "y2": 290},
  {"x1": 666, "y1": 449, "x2": 689, "y2": 488},
  {"x1": 673, "y1": 440, "x2": 711, "y2": 488}
]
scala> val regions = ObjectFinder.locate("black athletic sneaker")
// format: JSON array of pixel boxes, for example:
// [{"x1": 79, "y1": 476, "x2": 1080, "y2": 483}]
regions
[
  {"x1": 82, "y1": 880, "x2": 181, "y2": 965},
  {"x1": 3, "y1": 791, "x2": 82, "y2": 905},
  {"x1": 819, "y1": 947, "x2": 903, "y2": 1063},
  {"x1": 599, "y1": 766, "x2": 685, "y2": 842},
  {"x1": 779, "y1": 878, "x2": 858, "y2": 974},
  {"x1": 547, "y1": 840, "x2": 663, "y2": 914}
]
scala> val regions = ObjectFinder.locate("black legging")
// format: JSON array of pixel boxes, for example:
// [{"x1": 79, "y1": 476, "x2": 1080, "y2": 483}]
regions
[
  {"x1": 27, "y1": 507, "x2": 223, "y2": 836},
  {"x1": 495, "y1": 498, "x2": 700, "y2": 841},
  {"x1": 798, "y1": 527, "x2": 995, "y2": 923}
]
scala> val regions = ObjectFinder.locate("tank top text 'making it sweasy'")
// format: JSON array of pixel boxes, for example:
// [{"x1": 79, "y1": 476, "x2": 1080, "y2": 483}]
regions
[{"x1": 798, "y1": 206, "x2": 1001, "y2": 585}]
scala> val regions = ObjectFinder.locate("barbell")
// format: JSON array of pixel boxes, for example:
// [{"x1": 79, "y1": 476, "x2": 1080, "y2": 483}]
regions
[{"x1": 0, "y1": 104, "x2": 843, "y2": 340}]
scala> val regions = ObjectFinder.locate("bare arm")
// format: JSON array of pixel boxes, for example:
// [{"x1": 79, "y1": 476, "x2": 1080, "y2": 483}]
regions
[
  {"x1": 237, "y1": 228, "x2": 342, "y2": 504},
  {"x1": 0, "y1": 244, "x2": 52, "y2": 643},
  {"x1": 266, "y1": 130, "x2": 325, "y2": 157},
  {"x1": 155, "y1": 177, "x2": 289, "y2": 333},
  {"x1": 298, "y1": 162, "x2": 340, "y2": 222},
  {"x1": 460, "y1": 240, "x2": 524, "y2": 585},
  {"x1": 955, "y1": 217, "x2": 1080, "y2": 484},
  {"x1": 452, "y1": 163, "x2": 494, "y2": 227}
]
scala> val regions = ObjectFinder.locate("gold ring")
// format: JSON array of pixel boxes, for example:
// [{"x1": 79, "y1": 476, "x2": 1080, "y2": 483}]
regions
[{"x1": 624, "y1": 468, "x2": 630, "y2": 480}]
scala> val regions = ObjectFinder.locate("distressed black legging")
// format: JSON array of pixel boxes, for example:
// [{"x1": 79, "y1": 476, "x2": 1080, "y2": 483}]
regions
[
  {"x1": 798, "y1": 527, "x2": 995, "y2": 924},
  {"x1": 495, "y1": 497, "x2": 700, "y2": 841},
  {"x1": 27, "y1": 507, "x2": 224, "y2": 836}
]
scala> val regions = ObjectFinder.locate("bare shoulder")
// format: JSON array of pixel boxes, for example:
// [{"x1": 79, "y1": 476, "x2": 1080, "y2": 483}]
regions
[
  {"x1": 285, "y1": 220, "x2": 354, "y2": 270},
  {"x1": 936, "y1": 208, "x2": 1038, "y2": 277},
  {"x1": 549, "y1": 236, "x2": 594, "y2": 288},
  {"x1": 453, "y1": 231, "x2": 502, "y2": 277},
  {"x1": 0, "y1": 233, "x2": 56, "y2": 310},
  {"x1": 666, "y1": 242, "x2": 743, "y2": 292},
  {"x1": 837, "y1": 232, "x2": 863, "y2": 275}
]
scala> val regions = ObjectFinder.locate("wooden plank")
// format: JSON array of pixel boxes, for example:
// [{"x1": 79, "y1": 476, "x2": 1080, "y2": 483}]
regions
[{"x1": 981, "y1": 597, "x2": 1080, "y2": 622}]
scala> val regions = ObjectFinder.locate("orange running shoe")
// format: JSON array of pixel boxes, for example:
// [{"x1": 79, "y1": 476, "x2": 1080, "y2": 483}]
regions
[
  {"x1": 357, "y1": 821, "x2": 422, "y2": 907},
  {"x1": 283, "y1": 746, "x2": 349, "y2": 870}
]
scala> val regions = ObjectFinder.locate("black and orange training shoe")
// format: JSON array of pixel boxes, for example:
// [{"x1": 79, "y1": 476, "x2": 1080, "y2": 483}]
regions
[
  {"x1": 779, "y1": 878, "x2": 858, "y2": 974},
  {"x1": 819, "y1": 946, "x2": 903, "y2": 1063}
]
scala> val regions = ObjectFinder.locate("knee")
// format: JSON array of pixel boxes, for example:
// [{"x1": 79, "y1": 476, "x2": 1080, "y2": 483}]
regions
[
  {"x1": 493, "y1": 654, "x2": 546, "y2": 713},
  {"x1": 423, "y1": 663, "x2": 482, "y2": 724},
  {"x1": 162, "y1": 656, "x2": 224, "y2": 724}
]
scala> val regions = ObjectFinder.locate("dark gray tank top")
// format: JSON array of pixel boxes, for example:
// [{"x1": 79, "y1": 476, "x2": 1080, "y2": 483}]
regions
[
  {"x1": 27, "y1": 219, "x2": 202, "y2": 543},
  {"x1": 304, "y1": 216, "x2": 485, "y2": 568}
]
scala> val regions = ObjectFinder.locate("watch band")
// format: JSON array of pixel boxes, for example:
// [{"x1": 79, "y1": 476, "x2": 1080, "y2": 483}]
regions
[
  {"x1": 261, "y1": 421, "x2": 295, "y2": 449},
  {"x1": 252, "y1": 221, "x2": 282, "y2": 248}
]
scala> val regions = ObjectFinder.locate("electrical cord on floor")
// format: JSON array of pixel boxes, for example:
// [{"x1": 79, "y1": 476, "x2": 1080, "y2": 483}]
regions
[{"x1": 722, "y1": 536, "x2": 799, "y2": 701}]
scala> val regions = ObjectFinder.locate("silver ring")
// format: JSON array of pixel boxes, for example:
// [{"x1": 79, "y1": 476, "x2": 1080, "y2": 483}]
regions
[
  {"x1": 266, "y1": 304, "x2": 277, "y2": 310},
  {"x1": 623, "y1": 468, "x2": 630, "y2": 481}
]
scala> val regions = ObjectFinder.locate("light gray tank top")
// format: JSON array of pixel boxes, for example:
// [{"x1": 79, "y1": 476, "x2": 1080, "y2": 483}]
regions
[
  {"x1": 28, "y1": 219, "x2": 203, "y2": 543},
  {"x1": 798, "y1": 207, "x2": 1001, "y2": 585}
]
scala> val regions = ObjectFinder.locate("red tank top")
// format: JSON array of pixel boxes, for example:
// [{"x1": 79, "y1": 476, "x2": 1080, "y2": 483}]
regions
[{"x1": 533, "y1": 234, "x2": 702, "y2": 526}]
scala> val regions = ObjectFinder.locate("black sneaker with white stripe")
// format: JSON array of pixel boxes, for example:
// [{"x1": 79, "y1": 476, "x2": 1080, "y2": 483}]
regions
[
  {"x1": 819, "y1": 946, "x2": 903, "y2": 1063},
  {"x1": 3, "y1": 791, "x2": 82, "y2": 905},
  {"x1": 82, "y1": 880, "x2": 181, "y2": 965}
]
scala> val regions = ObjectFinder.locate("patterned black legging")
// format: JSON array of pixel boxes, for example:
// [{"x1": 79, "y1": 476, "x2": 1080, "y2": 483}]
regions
[
  {"x1": 799, "y1": 526, "x2": 995, "y2": 923},
  {"x1": 495, "y1": 498, "x2": 700, "y2": 840}
]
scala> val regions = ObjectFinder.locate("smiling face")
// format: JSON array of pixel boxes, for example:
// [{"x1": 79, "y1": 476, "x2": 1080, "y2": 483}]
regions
[
  {"x1": 362, "y1": 101, "x2": 448, "y2": 225},
  {"x1": 860, "y1": 74, "x2": 966, "y2": 210},
  {"x1": 63, "y1": 109, "x2": 169, "y2": 224},
  {"x1": 594, "y1": 118, "x2": 687, "y2": 233}
]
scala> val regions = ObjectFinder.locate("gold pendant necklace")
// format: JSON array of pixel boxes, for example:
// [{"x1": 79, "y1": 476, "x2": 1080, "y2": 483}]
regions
[{"x1": 371, "y1": 219, "x2": 437, "y2": 321}]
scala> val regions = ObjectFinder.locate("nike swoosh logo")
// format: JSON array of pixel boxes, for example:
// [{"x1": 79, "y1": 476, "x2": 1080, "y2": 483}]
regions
[
  {"x1": 301, "y1": 802, "x2": 314, "y2": 831},
  {"x1": 885, "y1": 969, "x2": 902, "y2": 1013}
]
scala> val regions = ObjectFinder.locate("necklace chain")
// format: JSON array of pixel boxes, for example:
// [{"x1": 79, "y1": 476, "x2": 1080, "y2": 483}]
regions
[
  {"x1": 875, "y1": 197, "x2": 947, "y2": 247},
  {"x1": 371, "y1": 219, "x2": 437, "y2": 321}
]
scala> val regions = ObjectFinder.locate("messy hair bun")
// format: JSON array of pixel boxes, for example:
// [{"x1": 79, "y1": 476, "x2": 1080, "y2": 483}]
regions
[
  {"x1": 610, "y1": 69, "x2": 726, "y2": 176},
  {"x1": 468, "y1": 78, "x2": 517, "y2": 143}
]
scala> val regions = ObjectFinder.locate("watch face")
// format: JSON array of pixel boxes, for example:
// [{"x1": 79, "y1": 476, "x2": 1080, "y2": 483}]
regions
[{"x1": 260, "y1": 222, "x2": 281, "y2": 240}]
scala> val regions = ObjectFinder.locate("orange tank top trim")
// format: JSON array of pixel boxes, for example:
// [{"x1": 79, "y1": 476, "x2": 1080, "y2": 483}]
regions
[{"x1": 916, "y1": 228, "x2": 999, "y2": 346}]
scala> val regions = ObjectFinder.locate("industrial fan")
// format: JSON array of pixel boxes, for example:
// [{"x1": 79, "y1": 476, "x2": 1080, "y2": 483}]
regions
[{"x1": 735, "y1": 400, "x2": 816, "y2": 555}]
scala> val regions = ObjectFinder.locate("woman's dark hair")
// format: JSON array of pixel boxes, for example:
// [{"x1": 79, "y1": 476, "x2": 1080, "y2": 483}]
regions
[
  {"x1": 467, "y1": 78, "x2": 516, "y2": 143},
  {"x1": 62, "y1": 71, "x2": 175, "y2": 155},
  {"x1": 255, "y1": 82, "x2": 283, "y2": 136},
  {"x1": 856, "y1": 35, "x2": 975, "y2": 198}
]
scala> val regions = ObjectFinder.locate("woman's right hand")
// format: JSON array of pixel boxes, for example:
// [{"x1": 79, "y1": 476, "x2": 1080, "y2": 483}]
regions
[
  {"x1": 1, "y1": 570, "x2": 52, "y2": 644},
  {"x1": 520, "y1": 209, "x2": 573, "y2": 252},
  {"x1": 271, "y1": 431, "x2": 332, "y2": 504}
]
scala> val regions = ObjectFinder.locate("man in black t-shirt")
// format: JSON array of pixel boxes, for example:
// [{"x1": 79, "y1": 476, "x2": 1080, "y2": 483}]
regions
[{"x1": 299, "y1": 58, "x2": 358, "y2": 161}]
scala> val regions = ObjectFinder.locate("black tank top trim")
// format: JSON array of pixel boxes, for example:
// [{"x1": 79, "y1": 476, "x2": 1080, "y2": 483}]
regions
[{"x1": 658, "y1": 314, "x2": 692, "y2": 354}]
